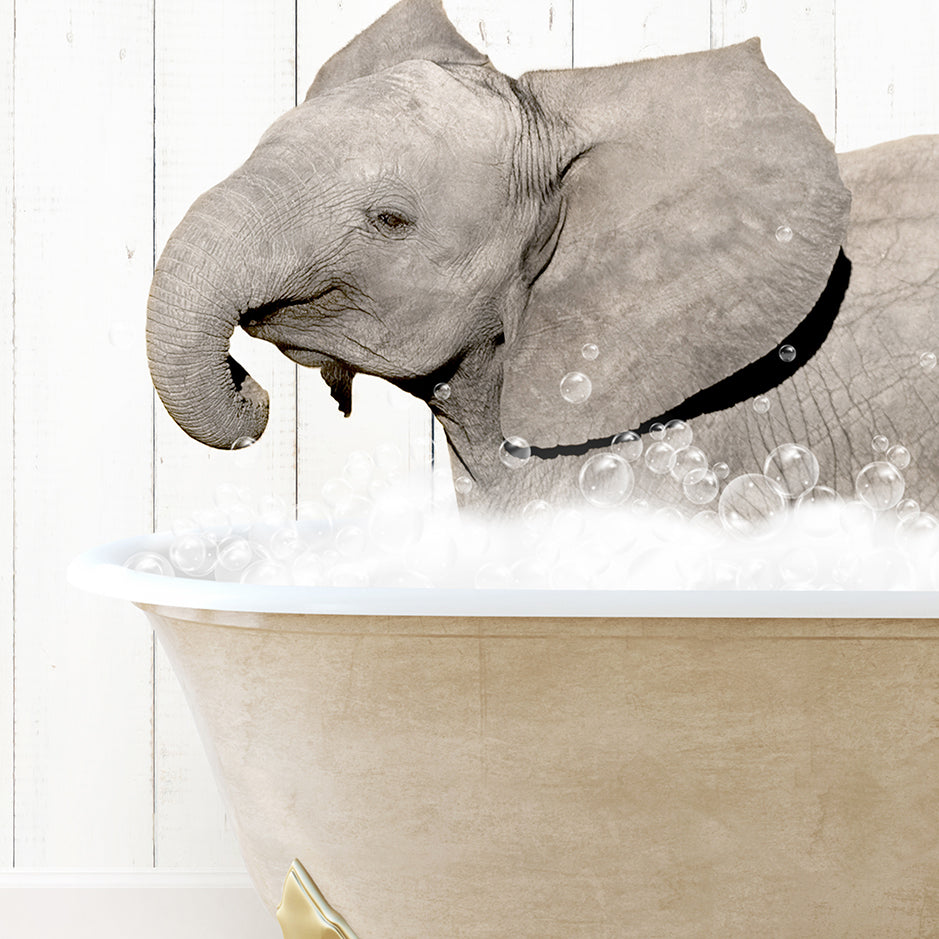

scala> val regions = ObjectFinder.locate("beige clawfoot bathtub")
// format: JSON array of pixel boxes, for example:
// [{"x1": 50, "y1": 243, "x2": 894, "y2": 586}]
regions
[{"x1": 71, "y1": 534, "x2": 939, "y2": 938}]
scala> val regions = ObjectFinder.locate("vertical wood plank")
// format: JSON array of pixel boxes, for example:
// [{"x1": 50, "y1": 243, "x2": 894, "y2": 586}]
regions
[
  {"x1": 574, "y1": 0, "x2": 710, "y2": 66},
  {"x1": 0, "y1": 0, "x2": 13, "y2": 871},
  {"x1": 712, "y1": 0, "x2": 836, "y2": 142},
  {"x1": 13, "y1": 1, "x2": 155, "y2": 866},
  {"x1": 153, "y1": 0, "x2": 297, "y2": 869},
  {"x1": 835, "y1": 0, "x2": 939, "y2": 151}
]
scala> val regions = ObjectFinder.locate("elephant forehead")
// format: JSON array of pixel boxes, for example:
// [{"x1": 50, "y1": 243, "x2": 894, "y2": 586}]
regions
[{"x1": 263, "y1": 61, "x2": 511, "y2": 162}]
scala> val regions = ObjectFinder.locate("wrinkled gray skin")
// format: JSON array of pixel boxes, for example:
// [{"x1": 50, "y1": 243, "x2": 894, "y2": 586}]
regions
[{"x1": 148, "y1": 0, "x2": 939, "y2": 515}]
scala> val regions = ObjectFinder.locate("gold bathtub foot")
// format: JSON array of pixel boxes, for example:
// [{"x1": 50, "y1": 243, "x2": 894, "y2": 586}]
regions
[{"x1": 277, "y1": 859, "x2": 360, "y2": 939}]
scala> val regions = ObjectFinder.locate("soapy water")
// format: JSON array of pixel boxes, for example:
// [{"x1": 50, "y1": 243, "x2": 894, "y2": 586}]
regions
[{"x1": 125, "y1": 420, "x2": 939, "y2": 590}]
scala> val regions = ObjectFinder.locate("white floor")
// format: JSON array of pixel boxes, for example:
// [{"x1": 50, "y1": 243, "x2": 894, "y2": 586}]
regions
[{"x1": 0, "y1": 872, "x2": 282, "y2": 939}]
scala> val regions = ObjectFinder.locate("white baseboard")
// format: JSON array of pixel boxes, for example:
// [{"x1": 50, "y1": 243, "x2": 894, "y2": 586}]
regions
[{"x1": 0, "y1": 871, "x2": 282, "y2": 939}]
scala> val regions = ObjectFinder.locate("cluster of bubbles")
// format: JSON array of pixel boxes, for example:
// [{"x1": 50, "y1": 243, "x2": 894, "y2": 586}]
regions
[{"x1": 126, "y1": 412, "x2": 939, "y2": 590}]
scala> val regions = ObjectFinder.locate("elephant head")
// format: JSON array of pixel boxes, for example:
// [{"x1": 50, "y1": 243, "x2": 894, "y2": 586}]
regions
[{"x1": 147, "y1": 0, "x2": 850, "y2": 508}]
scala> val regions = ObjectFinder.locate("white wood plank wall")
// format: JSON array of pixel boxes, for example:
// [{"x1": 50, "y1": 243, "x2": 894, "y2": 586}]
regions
[{"x1": 2, "y1": 0, "x2": 938, "y2": 916}]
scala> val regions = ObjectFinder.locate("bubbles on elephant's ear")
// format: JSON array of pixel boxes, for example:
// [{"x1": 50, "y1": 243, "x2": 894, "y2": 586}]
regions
[
  {"x1": 433, "y1": 382, "x2": 452, "y2": 401},
  {"x1": 920, "y1": 351, "x2": 937, "y2": 371},
  {"x1": 581, "y1": 342, "x2": 599, "y2": 361},
  {"x1": 682, "y1": 468, "x2": 719, "y2": 505},
  {"x1": 454, "y1": 475, "x2": 473, "y2": 495},
  {"x1": 643, "y1": 441, "x2": 676, "y2": 475},
  {"x1": 712, "y1": 462, "x2": 730, "y2": 480},
  {"x1": 663, "y1": 420, "x2": 693, "y2": 451},
  {"x1": 778, "y1": 344, "x2": 797, "y2": 363},
  {"x1": 775, "y1": 225, "x2": 794, "y2": 243},
  {"x1": 872, "y1": 434, "x2": 890, "y2": 453},
  {"x1": 231, "y1": 435, "x2": 257, "y2": 449},
  {"x1": 896, "y1": 499, "x2": 920, "y2": 522},
  {"x1": 499, "y1": 436, "x2": 531, "y2": 469},
  {"x1": 887, "y1": 444, "x2": 911, "y2": 469},
  {"x1": 856, "y1": 461, "x2": 905, "y2": 511},
  {"x1": 670, "y1": 446, "x2": 707, "y2": 483},
  {"x1": 752, "y1": 396, "x2": 771, "y2": 414},
  {"x1": 578, "y1": 453, "x2": 635, "y2": 507},
  {"x1": 560, "y1": 371, "x2": 592, "y2": 404},
  {"x1": 610, "y1": 431, "x2": 642, "y2": 463},
  {"x1": 718, "y1": 474, "x2": 787, "y2": 540},
  {"x1": 649, "y1": 423, "x2": 666, "y2": 440},
  {"x1": 763, "y1": 443, "x2": 820, "y2": 499}
]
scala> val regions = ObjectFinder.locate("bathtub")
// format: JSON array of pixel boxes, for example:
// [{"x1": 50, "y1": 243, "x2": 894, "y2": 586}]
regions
[{"x1": 70, "y1": 533, "x2": 939, "y2": 938}]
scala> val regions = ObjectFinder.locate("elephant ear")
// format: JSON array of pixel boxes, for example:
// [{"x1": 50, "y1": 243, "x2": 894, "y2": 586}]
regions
[
  {"x1": 306, "y1": 0, "x2": 490, "y2": 98},
  {"x1": 501, "y1": 40, "x2": 851, "y2": 449}
]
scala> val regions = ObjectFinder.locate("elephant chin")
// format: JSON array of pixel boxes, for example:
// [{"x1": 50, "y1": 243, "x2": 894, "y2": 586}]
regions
[{"x1": 278, "y1": 346, "x2": 357, "y2": 417}]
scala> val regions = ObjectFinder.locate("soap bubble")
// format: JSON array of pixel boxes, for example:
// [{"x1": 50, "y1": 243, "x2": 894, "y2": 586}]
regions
[
  {"x1": 644, "y1": 441, "x2": 677, "y2": 475},
  {"x1": 896, "y1": 499, "x2": 920, "y2": 522},
  {"x1": 521, "y1": 499, "x2": 552, "y2": 532},
  {"x1": 560, "y1": 371, "x2": 592, "y2": 404},
  {"x1": 670, "y1": 446, "x2": 707, "y2": 482},
  {"x1": 712, "y1": 462, "x2": 730, "y2": 480},
  {"x1": 269, "y1": 524, "x2": 304, "y2": 561},
  {"x1": 872, "y1": 435, "x2": 889, "y2": 453},
  {"x1": 578, "y1": 453, "x2": 635, "y2": 507},
  {"x1": 887, "y1": 444, "x2": 911, "y2": 469},
  {"x1": 291, "y1": 551, "x2": 323, "y2": 586},
  {"x1": 433, "y1": 382, "x2": 451, "y2": 401},
  {"x1": 778, "y1": 344, "x2": 797, "y2": 363},
  {"x1": 649, "y1": 423, "x2": 666, "y2": 440},
  {"x1": 169, "y1": 532, "x2": 216, "y2": 575},
  {"x1": 216, "y1": 537, "x2": 254, "y2": 572},
  {"x1": 610, "y1": 431, "x2": 642, "y2": 462},
  {"x1": 499, "y1": 436, "x2": 531, "y2": 468},
  {"x1": 775, "y1": 225, "x2": 793, "y2": 243},
  {"x1": 241, "y1": 560, "x2": 289, "y2": 585},
  {"x1": 718, "y1": 474, "x2": 787, "y2": 539},
  {"x1": 454, "y1": 475, "x2": 474, "y2": 494},
  {"x1": 855, "y1": 461, "x2": 905, "y2": 510},
  {"x1": 663, "y1": 419, "x2": 693, "y2": 451},
  {"x1": 124, "y1": 551, "x2": 174, "y2": 577},
  {"x1": 753, "y1": 396, "x2": 771, "y2": 414},
  {"x1": 230, "y1": 436, "x2": 257, "y2": 450},
  {"x1": 682, "y1": 468, "x2": 719, "y2": 505},
  {"x1": 581, "y1": 342, "x2": 599, "y2": 361},
  {"x1": 920, "y1": 351, "x2": 937, "y2": 371},
  {"x1": 763, "y1": 443, "x2": 820, "y2": 498}
]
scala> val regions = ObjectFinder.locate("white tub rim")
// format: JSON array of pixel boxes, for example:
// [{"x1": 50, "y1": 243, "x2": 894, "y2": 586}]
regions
[{"x1": 67, "y1": 533, "x2": 939, "y2": 619}]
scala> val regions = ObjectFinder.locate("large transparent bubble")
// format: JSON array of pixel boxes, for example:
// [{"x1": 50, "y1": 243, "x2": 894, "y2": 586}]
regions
[
  {"x1": 763, "y1": 443, "x2": 820, "y2": 498},
  {"x1": 718, "y1": 474, "x2": 787, "y2": 539},
  {"x1": 578, "y1": 453, "x2": 635, "y2": 507},
  {"x1": 855, "y1": 461, "x2": 905, "y2": 510}
]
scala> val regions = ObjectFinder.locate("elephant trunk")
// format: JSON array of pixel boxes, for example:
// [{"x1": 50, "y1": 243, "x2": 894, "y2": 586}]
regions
[{"x1": 146, "y1": 179, "x2": 279, "y2": 449}]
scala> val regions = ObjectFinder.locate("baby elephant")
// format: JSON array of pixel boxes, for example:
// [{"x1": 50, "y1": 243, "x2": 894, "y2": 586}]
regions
[{"x1": 147, "y1": 0, "x2": 939, "y2": 515}]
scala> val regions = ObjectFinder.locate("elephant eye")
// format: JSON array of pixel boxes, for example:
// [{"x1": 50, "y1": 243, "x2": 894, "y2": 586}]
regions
[{"x1": 366, "y1": 208, "x2": 414, "y2": 237}]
